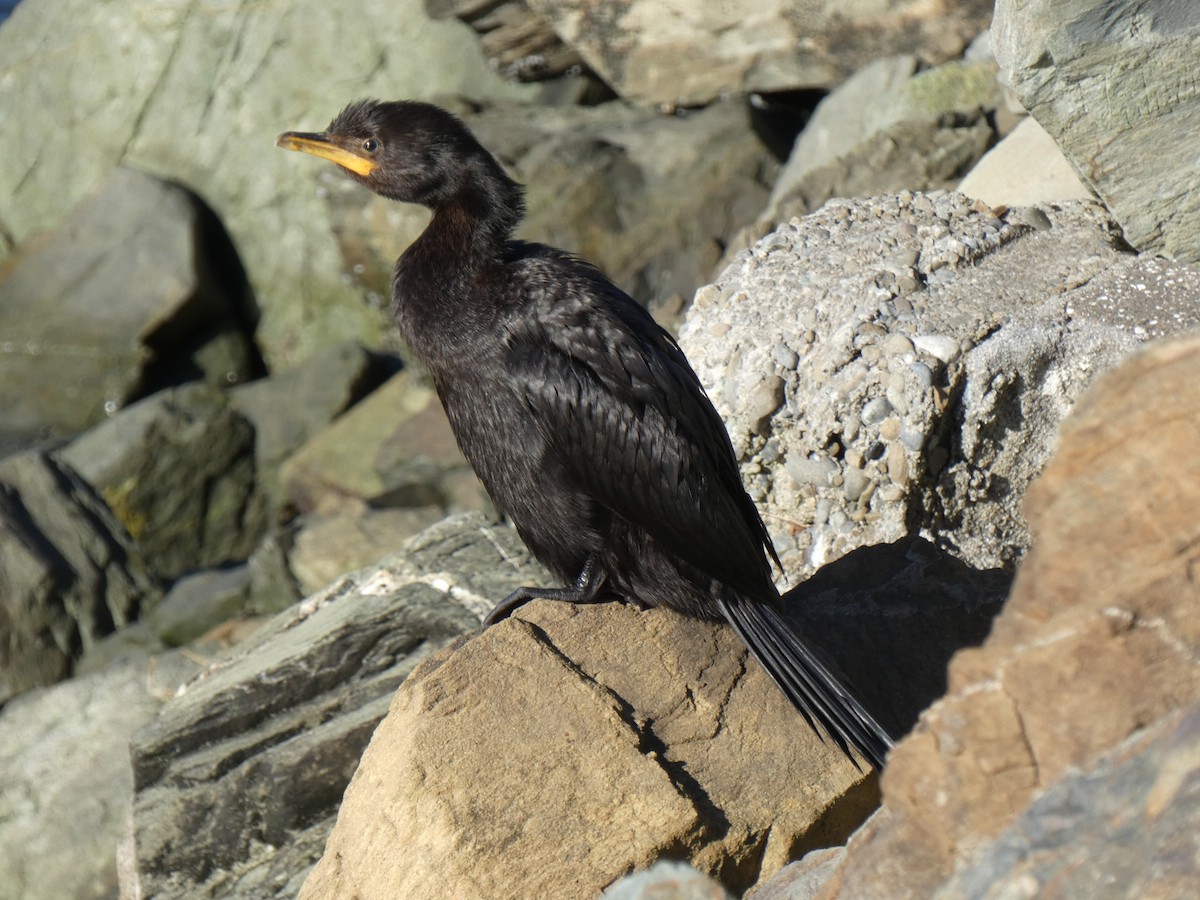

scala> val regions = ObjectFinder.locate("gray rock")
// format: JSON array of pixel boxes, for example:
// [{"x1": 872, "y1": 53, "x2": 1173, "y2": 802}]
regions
[
  {"x1": 525, "y1": 0, "x2": 993, "y2": 107},
  {"x1": 935, "y1": 703, "x2": 1200, "y2": 899},
  {"x1": 0, "y1": 658, "x2": 193, "y2": 900},
  {"x1": 0, "y1": 452, "x2": 159, "y2": 701},
  {"x1": 60, "y1": 382, "x2": 269, "y2": 582},
  {"x1": 993, "y1": 0, "x2": 1200, "y2": 263},
  {"x1": 126, "y1": 513, "x2": 546, "y2": 900},
  {"x1": 958, "y1": 116, "x2": 1094, "y2": 207},
  {"x1": 604, "y1": 861, "x2": 733, "y2": 899},
  {"x1": 760, "y1": 56, "x2": 1002, "y2": 231},
  {"x1": 0, "y1": 0, "x2": 534, "y2": 369},
  {"x1": 231, "y1": 341, "x2": 394, "y2": 501},
  {"x1": 280, "y1": 371, "x2": 489, "y2": 517},
  {"x1": 0, "y1": 166, "x2": 258, "y2": 451},
  {"x1": 148, "y1": 565, "x2": 254, "y2": 647},
  {"x1": 681, "y1": 193, "x2": 1200, "y2": 580},
  {"x1": 752, "y1": 847, "x2": 845, "y2": 900}
]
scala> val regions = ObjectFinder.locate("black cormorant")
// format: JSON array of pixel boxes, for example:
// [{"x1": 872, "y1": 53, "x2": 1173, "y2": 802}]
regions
[{"x1": 277, "y1": 100, "x2": 894, "y2": 769}]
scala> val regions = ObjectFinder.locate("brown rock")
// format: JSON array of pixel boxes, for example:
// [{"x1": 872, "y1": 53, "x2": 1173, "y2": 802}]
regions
[
  {"x1": 300, "y1": 601, "x2": 880, "y2": 899},
  {"x1": 822, "y1": 334, "x2": 1200, "y2": 897}
]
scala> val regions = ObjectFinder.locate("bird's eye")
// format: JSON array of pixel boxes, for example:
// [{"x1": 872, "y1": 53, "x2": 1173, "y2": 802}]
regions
[{"x1": 362, "y1": 138, "x2": 380, "y2": 153}]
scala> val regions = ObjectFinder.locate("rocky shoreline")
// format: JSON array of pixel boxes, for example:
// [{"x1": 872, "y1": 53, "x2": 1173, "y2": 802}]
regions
[{"x1": 2, "y1": 1, "x2": 1199, "y2": 898}]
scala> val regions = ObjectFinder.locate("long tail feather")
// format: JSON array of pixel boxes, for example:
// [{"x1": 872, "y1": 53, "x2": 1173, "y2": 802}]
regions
[{"x1": 717, "y1": 595, "x2": 893, "y2": 771}]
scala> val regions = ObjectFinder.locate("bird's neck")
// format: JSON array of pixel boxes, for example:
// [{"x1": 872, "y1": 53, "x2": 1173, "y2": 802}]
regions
[{"x1": 391, "y1": 166, "x2": 524, "y2": 361}]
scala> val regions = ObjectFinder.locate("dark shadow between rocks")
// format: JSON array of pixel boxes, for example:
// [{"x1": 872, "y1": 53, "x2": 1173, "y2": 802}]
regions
[
  {"x1": 781, "y1": 534, "x2": 1012, "y2": 741},
  {"x1": 136, "y1": 183, "x2": 267, "y2": 398}
]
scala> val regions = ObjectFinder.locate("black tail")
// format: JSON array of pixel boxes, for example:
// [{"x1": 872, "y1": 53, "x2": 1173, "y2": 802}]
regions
[{"x1": 717, "y1": 594, "x2": 893, "y2": 771}]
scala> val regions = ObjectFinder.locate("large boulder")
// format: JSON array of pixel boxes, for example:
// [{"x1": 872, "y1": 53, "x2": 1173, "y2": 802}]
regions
[
  {"x1": 993, "y1": 0, "x2": 1200, "y2": 263},
  {"x1": 0, "y1": 0, "x2": 534, "y2": 369},
  {"x1": 681, "y1": 193, "x2": 1200, "y2": 582},
  {"x1": 298, "y1": 602, "x2": 879, "y2": 900},
  {"x1": 525, "y1": 0, "x2": 993, "y2": 107},
  {"x1": 0, "y1": 452, "x2": 159, "y2": 701},
  {"x1": 0, "y1": 166, "x2": 259, "y2": 451},
  {"x1": 822, "y1": 334, "x2": 1200, "y2": 896},
  {"x1": 935, "y1": 703, "x2": 1200, "y2": 899}
]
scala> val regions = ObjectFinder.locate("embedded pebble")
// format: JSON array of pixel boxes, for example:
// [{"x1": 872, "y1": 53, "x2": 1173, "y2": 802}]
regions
[
  {"x1": 786, "y1": 455, "x2": 839, "y2": 487},
  {"x1": 861, "y1": 397, "x2": 893, "y2": 426},
  {"x1": 772, "y1": 343, "x2": 800, "y2": 369},
  {"x1": 912, "y1": 333, "x2": 961, "y2": 363},
  {"x1": 882, "y1": 333, "x2": 915, "y2": 357},
  {"x1": 842, "y1": 467, "x2": 871, "y2": 502}
]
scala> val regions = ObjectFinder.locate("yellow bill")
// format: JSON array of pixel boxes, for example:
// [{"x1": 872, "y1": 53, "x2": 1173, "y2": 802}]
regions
[{"x1": 276, "y1": 131, "x2": 377, "y2": 177}]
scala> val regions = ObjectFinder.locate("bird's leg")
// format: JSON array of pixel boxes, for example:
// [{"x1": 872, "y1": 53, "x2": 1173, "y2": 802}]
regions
[{"x1": 482, "y1": 556, "x2": 609, "y2": 627}]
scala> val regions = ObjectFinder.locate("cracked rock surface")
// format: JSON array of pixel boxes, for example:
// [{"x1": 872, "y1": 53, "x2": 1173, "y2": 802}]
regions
[{"x1": 299, "y1": 600, "x2": 880, "y2": 900}]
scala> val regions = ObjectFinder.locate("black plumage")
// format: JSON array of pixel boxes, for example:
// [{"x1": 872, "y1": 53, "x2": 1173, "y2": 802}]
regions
[{"x1": 277, "y1": 100, "x2": 894, "y2": 769}]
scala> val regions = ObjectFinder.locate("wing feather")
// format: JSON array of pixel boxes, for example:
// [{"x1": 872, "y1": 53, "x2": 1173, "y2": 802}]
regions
[{"x1": 502, "y1": 261, "x2": 776, "y2": 597}]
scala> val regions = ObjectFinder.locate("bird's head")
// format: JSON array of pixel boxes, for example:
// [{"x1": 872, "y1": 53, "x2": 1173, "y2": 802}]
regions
[{"x1": 276, "y1": 99, "x2": 493, "y2": 207}]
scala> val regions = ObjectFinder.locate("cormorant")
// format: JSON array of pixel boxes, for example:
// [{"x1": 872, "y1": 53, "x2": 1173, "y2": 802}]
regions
[{"x1": 277, "y1": 100, "x2": 894, "y2": 769}]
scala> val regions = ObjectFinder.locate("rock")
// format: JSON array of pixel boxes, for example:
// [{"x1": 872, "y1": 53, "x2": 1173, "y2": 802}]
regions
[
  {"x1": 958, "y1": 116, "x2": 1093, "y2": 207},
  {"x1": 0, "y1": 0, "x2": 534, "y2": 369},
  {"x1": 761, "y1": 56, "x2": 1002, "y2": 230},
  {"x1": 298, "y1": 599, "x2": 879, "y2": 900},
  {"x1": 147, "y1": 565, "x2": 254, "y2": 647},
  {"x1": 427, "y1": 0, "x2": 585, "y2": 82},
  {"x1": 287, "y1": 503, "x2": 448, "y2": 596},
  {"x1": 280, "y1": 371, "x2": 488, "y2": 516},
  {"x1": 0, "y1": 657, "x2": 198, "y2": 900},
  {"x1": 681, "y1": 194, "x2": 1200, "y2": 581},
  {"x1": 822, "y1": 334, "x2": 1200, "y2": 897},
  {"x1": 230, "y1": 341, "x2": 395, "y2": 503},
  {"x1": 992, "y1": 0, "x2": 1200, "y2": 263},
  {"x1": 604, "y1": 861, "x2": 733, "y2": 899},
  {"x1": 525, "y1": 0, "x2": 993, "y2": 107},
  {"x1": 127, "y1": 513, "x2": 545, "y2": 900},
  {"x1": 0, "y1": 166, "x2": 259, "y2": 451},
  {"x1": 60, "y1": 382, "x2": 269, "y2": 582},
  {"x1": 0, "y1": 452, "x2": 159, "y2": 701},
  {"x1": 934, "y1": 704, "x2": 1200, "y2": 899},
  {"x1": 752, "y1": 848, "x2": 845, "y2": 900}
]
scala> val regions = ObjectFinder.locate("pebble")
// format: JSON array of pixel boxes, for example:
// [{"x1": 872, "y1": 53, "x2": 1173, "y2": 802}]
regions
[
  {"x1": 747, "y1": 375, "x2": 786, "y2": 428},
  {"x1": 912, "y1": 333, "x2": 961, "y2": 363},
  {"x1": 861, "y1": 397, "x2": 893, "y2": 426},
  {"x1": 882, "y1": 333, "x2": 915, "y2": 357},
  {"x1": 908, "y1": 361, "x2": 935, "y2": 389},
  {"x1": 786, "y1": 455, "x2": 839, "y2": 488},
  {"x1": 772, "y1": 343, "x2": 799, "y2": 369},
  {"x1": 842, "y1": 467, "x2": 871, "y2": 502}
]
